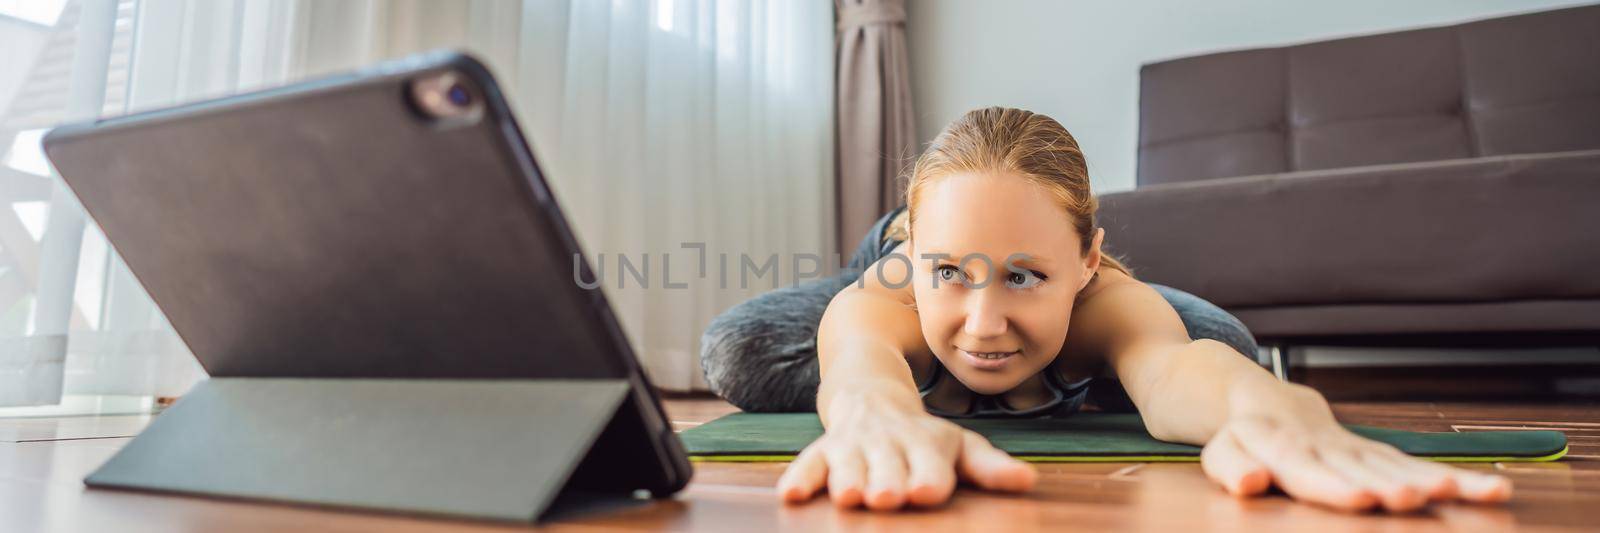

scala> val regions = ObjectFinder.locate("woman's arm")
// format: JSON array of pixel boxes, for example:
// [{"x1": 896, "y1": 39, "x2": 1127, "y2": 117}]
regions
[
  {"x1": 777, "y1": 245, "x2": 1037, "y2": 510},
  {"x1": 812, "y1": 271, "x2": 926, "y2": 426},
  {"x1": 1074, "y1": 278, "x2": 1512, "y2": 512}
]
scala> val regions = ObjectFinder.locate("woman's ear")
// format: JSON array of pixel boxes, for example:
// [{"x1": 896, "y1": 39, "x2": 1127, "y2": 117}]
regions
[{"x1": 1081, "y1": 228, "x2": 1105, "y2": 289}]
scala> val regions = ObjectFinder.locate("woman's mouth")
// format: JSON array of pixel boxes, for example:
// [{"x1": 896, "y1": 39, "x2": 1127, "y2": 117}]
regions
[{"x1": 959, "y1": 348, "x2": 1020, "y2": 370}]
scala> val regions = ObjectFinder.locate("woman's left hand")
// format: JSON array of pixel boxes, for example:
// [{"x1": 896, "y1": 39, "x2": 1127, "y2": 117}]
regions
[{"x1": 1199, "y1": 413, "x2": 1513, "y2": 512}]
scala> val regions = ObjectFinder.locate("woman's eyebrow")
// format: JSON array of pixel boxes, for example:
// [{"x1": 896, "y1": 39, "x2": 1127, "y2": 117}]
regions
[
  {"x1": 1004, "y1": 253, "x2": 1054, "y2": 268},
  {"x1": 920, "y1": 250, "x2": 1054, "y2": 269}
]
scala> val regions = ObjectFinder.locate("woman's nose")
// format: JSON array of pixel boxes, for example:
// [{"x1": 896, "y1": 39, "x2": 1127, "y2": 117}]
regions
[{"x1": 962, "y1": 290, "x2": 1008, "y2": 338}]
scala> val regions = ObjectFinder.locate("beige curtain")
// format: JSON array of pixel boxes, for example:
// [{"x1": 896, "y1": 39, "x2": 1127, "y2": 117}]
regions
[{"x1": 835, "y1": 0, "x2": 917, "y2": 259}]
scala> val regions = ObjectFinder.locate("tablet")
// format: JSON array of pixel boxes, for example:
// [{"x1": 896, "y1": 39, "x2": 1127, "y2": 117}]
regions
[{"x1": 42, "y1": 51, "x2": 691, "y2": 516}]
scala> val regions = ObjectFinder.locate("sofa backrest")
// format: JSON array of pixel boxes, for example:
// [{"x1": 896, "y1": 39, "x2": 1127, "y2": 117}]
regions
[{"x1": 1136, "y1": 5, "x2": 1600, "y2": 187}]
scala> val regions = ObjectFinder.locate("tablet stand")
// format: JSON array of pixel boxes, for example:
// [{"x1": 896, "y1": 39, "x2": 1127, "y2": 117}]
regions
[{"x1": 85, "y1": 377, "x2": 665, "y2": 522}]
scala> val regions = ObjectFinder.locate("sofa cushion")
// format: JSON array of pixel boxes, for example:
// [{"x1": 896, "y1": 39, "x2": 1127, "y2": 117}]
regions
[
  {"x1": 1097, "y1": 149, "x2": 1600, "y2": 309},
  {"x1": 1138, "y1": 49, "x2": 1288, "y2": 186},
  {"x1": 1137, "y1": 4, "x2": 1600, "y2": 187},
  {"x1": 1289, "y1": 26, "x2": 1471, "y2": 171},
  {"x1": 1460, "y1": 6, "x2": 1600, "y2": 156},
  {"x1": 1233, "y1": 300, "x2": 1600, "y2": 339}
]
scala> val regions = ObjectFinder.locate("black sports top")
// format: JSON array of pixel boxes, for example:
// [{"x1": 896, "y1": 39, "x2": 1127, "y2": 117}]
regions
[{"x1": 915, "y1": 357, "x2": 1094, "y2": 418}]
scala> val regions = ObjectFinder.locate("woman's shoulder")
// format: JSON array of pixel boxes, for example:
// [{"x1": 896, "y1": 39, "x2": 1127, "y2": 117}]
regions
[
  {"x1": 1075, "y1": 265, "x2": 1143, "y2": 303},
  {"x1": 853, "y1": 240, "x2": 917, "y2": 306},
  {"x1": 1059, "y1": 267, "x2": 1181, "y2": 364},
  {"x1": 1074, "y1": 267, "x2": 1181, "y2": 325}
]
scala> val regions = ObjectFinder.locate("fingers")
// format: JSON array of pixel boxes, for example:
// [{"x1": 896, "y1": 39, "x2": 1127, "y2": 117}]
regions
[
  {"x1": 1451, "y1": 468, "x2": 1513, "y2": 503},
  {"x1": 1319, "y1": 449, "x2": 1427, "y2": 512},
  {"x1": 1228, "y1": 419, "x2": 1377, "y2": 512},
  {"x1": 1269, "y1": 448, "x2": 1380, "y2": 512},
  {"x1": 955, "y1": 430, "x2": 1037, "y2": 492},
  {"x1": 1200, "y1": 428, "x2": 1271, "y2": 497},
  {"x1": 781, "y1": 411, "x2": 973, "y2": 511},
  {"x1": 792, "y1": 436, "x2": 955, "y2": 510},
  {"x1": 824, "y1": 445, "x2": 867, "y2": 508},
  {"x1": 777, "y1": 444, "x2": 829, "y2": 503},
  {"x1": 863, "y1": 443, "x2": 909, "y2": 510},
  {"x1": 1363, "y1": 447, "x2": 1459, "y2": 501},
  {"x1": 1373, "y1": 447, "x2": 1511, "y2": 503},
  {"x1": 904, "y1": 441, "x2": 957, "y2": 506},
  {"x1": 1227, "y1": 416, "x2": 1514, "y2": 512}
]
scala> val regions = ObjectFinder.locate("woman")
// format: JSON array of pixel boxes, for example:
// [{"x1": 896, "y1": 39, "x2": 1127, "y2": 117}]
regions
[{"x1": 700, "y1": 107, "x2": 1511, "y2": 512}]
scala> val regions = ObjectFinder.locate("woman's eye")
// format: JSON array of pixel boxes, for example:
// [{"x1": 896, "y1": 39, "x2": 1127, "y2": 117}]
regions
[
  {"x1": 935, "y1": 265, "x2": 962, "y2": 283},
  {"x1": 1006, "y1": 270, "x2": 1044, "y2": 289}
]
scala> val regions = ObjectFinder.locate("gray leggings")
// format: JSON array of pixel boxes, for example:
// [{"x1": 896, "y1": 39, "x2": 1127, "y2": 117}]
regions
[{"x1": 699, "y1": 208, "x2": 1259, "y2": 413}]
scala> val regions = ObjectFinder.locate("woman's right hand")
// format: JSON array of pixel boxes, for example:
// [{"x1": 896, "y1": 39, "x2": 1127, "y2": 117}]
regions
[{"x1": 776, "y1": 396, "x2": 1038, "y2": 510}]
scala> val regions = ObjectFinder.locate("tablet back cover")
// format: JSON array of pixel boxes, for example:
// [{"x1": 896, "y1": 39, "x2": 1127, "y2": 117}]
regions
[{"x1": 42, "y1": 54, "x2": 627, "y2": 381}]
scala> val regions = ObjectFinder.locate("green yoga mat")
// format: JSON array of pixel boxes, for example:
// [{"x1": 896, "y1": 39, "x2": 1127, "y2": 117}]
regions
[{"x1": 680, "y1": 413, "x2": 1568, "y2": 463}]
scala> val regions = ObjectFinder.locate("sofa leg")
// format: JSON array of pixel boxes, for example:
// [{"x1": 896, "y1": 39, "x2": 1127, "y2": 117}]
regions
[{"x1": 1267, "y1": 345, "x2": 1290, "y2": 382}]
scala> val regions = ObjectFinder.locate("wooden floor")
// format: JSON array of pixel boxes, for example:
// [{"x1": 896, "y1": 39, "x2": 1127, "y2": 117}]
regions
[{"x1": 1, "y1": 398, "x2": 1596, "y2": 532}]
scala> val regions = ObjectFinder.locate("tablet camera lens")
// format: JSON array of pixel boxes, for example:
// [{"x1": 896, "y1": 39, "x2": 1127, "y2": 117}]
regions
[
  {"x1": 408, "y1": 71, "x2": 482, "y2": 124},
  {"x1": 447, "y1": 84, "x2": 471, "y2": 106}
]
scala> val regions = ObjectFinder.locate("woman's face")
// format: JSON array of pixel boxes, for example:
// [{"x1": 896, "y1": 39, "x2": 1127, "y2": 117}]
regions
[{"x1": 908, "y1": 172, "x2": 1100, "y2": 395}]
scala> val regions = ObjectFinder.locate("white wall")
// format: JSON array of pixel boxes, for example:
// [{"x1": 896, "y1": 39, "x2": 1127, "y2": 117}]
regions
[{"x1": 907, "y1": 0, "x2": 1597, "y2": 193}]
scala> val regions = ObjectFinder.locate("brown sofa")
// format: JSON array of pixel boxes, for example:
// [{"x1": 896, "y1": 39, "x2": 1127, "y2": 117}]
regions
[{"x1": 1097, "y1": 5, "x2": 1600, "y2": 352}]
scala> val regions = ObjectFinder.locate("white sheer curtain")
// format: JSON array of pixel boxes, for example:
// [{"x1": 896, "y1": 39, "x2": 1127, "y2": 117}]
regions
[
  {"x1": 546, "y1": 0, "x2": 835, "y2": 389},
  {"x1": 2, "y1": 0, "x2": 299, "y2": 408},
  {"x1": 0, "y1": 0, "x2": 832, "y2": 406}
]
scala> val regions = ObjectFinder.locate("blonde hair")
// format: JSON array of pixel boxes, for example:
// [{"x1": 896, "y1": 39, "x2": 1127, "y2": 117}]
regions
[{"x1": 887, "y1": 106, "x2": 1133, "y2": 277}]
